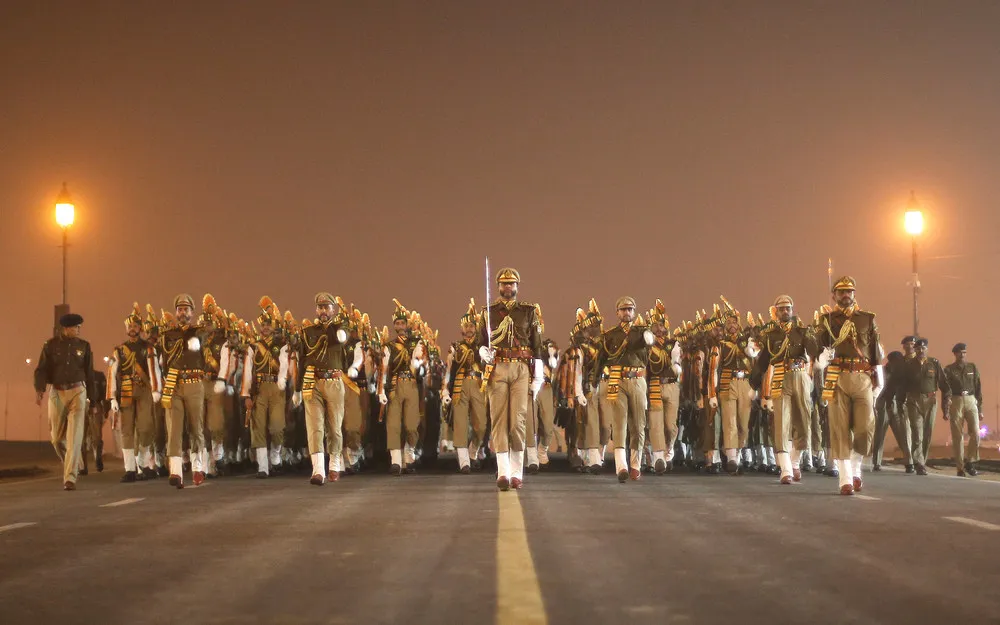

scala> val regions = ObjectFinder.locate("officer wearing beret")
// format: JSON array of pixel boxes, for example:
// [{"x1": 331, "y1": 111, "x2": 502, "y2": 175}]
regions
[
  {"x1": 943, "y1": 343, "x2": 983, "y2": 476},
  {"x1": 33, "y1": 313, "x2": 97, "y2": 490}
]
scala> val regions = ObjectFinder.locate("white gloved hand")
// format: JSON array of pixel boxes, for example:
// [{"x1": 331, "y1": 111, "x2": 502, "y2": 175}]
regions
[
  {"x1": 749, "y1": 389, "x2": 758, "y2": 402},
  {"x1": 378, "y1": 392, "x2": 388, "y2": 405},
  {"x1": 576, "y1": 394, "x2": 588, "y2": 407},
  {"x1": 347, "y1": 367, "x2": 359, "y2": 379},
  {"x1": 548, "y1": 355, "x2": 558, "y2": 370},
  {"x1": 709, "y1": 396, "x2": 718, "y2": 410},
  {"x1": 643, "y1": 330, "x2": 655, "y2": 346},
  {"x1": 763, "y1": 398, "x2": 774, "y2": 412},
  {"x1": 479, "y1": 346, "x2": 495, "y2": 364},
  {"x1": 816, "y1": 347, "x2": 834, "y2": 370},
  {"x1": 187, "y1": 337, "x2": 201, "y2": 352},
  {"x1": 872, "y1": 365, "x2": 885, "y2": 400},
  {"x1": 744, "y1": 338, "x2": 760, "y2": 359},
  {"x1": 670, "y1": 341, "x2": 682, "y2": 365},
  {"x1": 152, "y1": 391, "x2": 162, "y2": 403},
  {"x1": 213, "y1": 380, "x2": 226, "y2": 395},
  {"x1": 292, "y1": 391, "x2": 302, "y2": 407},
  {"x1": 110, "y1": 399, "x2": 120, "y2": 413},
  {"x1": 226, "y1": 385, "x2": 235, "y2": 396},
  {"x1": 531, "y1": 379, "x2": 543, "y2": 400},
  {"x1": 336, "y1": 329, "x2": 348, "y2": 343},
  {"x1": 671, "y1": 363, "x2": 683, "y2": 378},
  {"x1": 441, "y1": 389, "x2": 451, "y2": 405},
  {"x1": 278, "y1": 378, "x2": 287, "y2": 392}
]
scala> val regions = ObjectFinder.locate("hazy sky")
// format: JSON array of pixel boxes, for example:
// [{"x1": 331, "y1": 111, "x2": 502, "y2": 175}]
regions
[{"x1": 2, "y1": 1, "x2": 999, "y2": 432}]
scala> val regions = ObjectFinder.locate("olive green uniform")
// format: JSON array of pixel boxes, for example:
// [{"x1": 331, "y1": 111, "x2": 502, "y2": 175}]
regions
[{"x1": 943, "y1": 361, "x2": 983, "y2": 469}]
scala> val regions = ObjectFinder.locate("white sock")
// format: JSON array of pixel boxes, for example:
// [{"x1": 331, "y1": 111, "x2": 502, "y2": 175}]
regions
[
  {"x1": 614, "y1": 448, "x2": 628, "y2": 474},
  {"x1": 653, "y1": 450, "x2": 665, "y2": 463},
  {"x1": 310, "y1": 452, "x2": 324, "y2": 477},
  {"x1": 776, "y1": 452, "x2": 791, "y2": 478},
  {"x1": 496, "y1": 451, "x2": 510, "y2": 480},
  {"x1": 725, "y1": 448, "x2": 739, "y2": 464},
  {"x1": 256, "y1": 448, "x2": 269, "y2": 474},
  {"x1": 169, "y1": 456, "x2": 183, "y2": 477},
  {"x1": 213, "y1": 442, "x2": 225, "y2": 462},
  {"x1": 601, "y1": 444, "x2": 607, "y2": 461},
  {"x1": 741, "y1": 448, "x2": 752, "y2": 463},
  {"x1": 404, "y1": 444, "x2": 416, "y2": 465},
  {"x1": 851, "y1": 451, "x2": 863, "y2": 476},
  {"x1": 457, "y1": 447, "x2": 470, "y2": 469},
  {"x1": 331, "y1": 452, "x2": 343, "y2": 472},
  {"x1": 510, "y1": 450, "x2": 524, "y2": 480},
  {"x1": 630, "y1": 449, "x2": 641, "y2": 470},
  {"x1": 390, "y1": 449, "x2": 402, "y2": 467},
  {"x1": 791, "y1": 448, "x2": 801, "y2": 468},
  {"x1": 766, "y1": 447, "x2": 776, "y2": 464},
  {"x1": 269, "y1": 445, "x2": 282, "y2": 467},
  {"x1": 838, "y1": 459, "x2": 853, "y2": 488},
  {"x1": 818, "y1": 449, "x2": 826, "y2": 466},
  {"x1": 123, "y1": 449, "x2": 137, "y2": 472},
  {"x1": 711, "y1": 450, "x2": 721, "y2": 464},
  {"x1": 526, "y1": 447, "x2": 539, "y2": 467},
  {"x1": 190, "y1": 450, "x2": 204, "y2": 473},
  {"x1": 468, "y1": 442, "x2": 479, "y2": 461}
]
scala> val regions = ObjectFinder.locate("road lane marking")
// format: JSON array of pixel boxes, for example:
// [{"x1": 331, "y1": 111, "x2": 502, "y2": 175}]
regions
[
  {"x1": 944, "y1": 516, "x2": 1000, "y2": 531},
  {"x1": 0, "y1": 522, "x2": 38, "y2": 534},
  {"x1": 497, "y1": 493, "x2": 547, "y2": 625},
  {"x1": 855, "y1": 495, "x2": 881, "y2": 501},
  {"x1": 99, "y1": 498, "x2": 144, "y2": 508}
]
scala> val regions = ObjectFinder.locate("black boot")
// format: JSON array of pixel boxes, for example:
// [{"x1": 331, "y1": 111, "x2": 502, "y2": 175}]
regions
[
  {"x1": 96, "y1": 442, "x2": 105, "y2": 473},
  {"x1": 120, "y1": 471, "x2": 136, "y2": 483}
]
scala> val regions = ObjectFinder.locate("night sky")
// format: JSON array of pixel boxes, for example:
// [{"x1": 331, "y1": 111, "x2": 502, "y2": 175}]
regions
[{"x1": 3, "y1": 1, "x2": 999, "y2": 435}]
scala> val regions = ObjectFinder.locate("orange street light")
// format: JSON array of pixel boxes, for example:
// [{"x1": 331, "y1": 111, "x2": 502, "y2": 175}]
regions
[{"x1": 904, "y1": 191, "x2": 923, "y2": 336}]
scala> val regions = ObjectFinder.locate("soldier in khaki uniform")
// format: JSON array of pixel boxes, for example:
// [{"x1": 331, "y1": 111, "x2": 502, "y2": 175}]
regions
[
  {"x1": 525, "y1": 337, "x2": 557, "y2": 473},
  {"x1": 239, "y1": 297, "x2": 290, "y2": 478},
  {"x1": 109, "y1": 304, "x2": 162, "y2": 482},
  {"x1": 478, "y1": 268, "x2": 544, "y2": 490},
  {"x1": 594, "y1": 296, "x2": 654, "y2": 483},
  {"x1": 755, "y1": 295, "x2": 818, "y2": 484},
  {"x1": 378, "y1": 300, "x2": 426, "y2": 475},
  {"x1": 441, "y1": 299, "x2": 488, "y2": 473},
  {"x1": 159, "y1": 294, "x2": 213, "y2": 488},
  {"x1": 942, "y1": 343, "x2": 983, "y2": 477},
  {"x1": 815, "y1": 276, "x2": 884, "y2": 496},
  {"x1": 646, "y1": 300, "x2": 682, "y2": 475},
  {"x1": 33, "y1": 313, "x2": 98, "y2": 490},
  {"x1": 297, "y1": 292, "x2": 349, "y2": 485},
  {"x1": 198, "y1": 295, "x2": 230, "y2": 477},
  {"x1": 340, "y1": 305, "x2": 368, "y2": 473},
  {"x1": 556, "y1": 302, "x2": 602, "y2": 472},
  {"x1": 902, "y1": 337, "x2": 950, "y2": 475}
]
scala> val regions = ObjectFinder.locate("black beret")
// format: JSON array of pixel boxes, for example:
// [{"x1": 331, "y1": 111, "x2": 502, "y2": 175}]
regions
[
  {"x1": 901, "y1": 335, "x2": 916, "y2": 344},
  {"x1": 953, "y1": 343, "x2": 967, "y2": 353},
  {"x1": 915, "y1": 338, "x2": 928, "y2": 347},
  {"x1": 59, "y1": 313, "x2": 84, "y2": 327}
]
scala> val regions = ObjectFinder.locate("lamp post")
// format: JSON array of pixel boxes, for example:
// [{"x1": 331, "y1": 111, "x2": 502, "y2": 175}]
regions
[
  {"x1": 55, "y1": 183, "x2": 75, "y2": 306},
  {"x1": 903, "y1": 191, "x2": 924, "y2": 337}
]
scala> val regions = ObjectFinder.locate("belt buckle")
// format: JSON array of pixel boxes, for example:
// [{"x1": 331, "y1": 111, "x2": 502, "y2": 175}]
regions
[{"x1": 735, "y1": 371, "x2": 745, "y2": 379}]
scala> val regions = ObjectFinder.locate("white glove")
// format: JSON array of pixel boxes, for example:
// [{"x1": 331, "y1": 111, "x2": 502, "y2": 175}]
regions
[
  {"x1": 479, "y1": 346, "x2": 495, "y2": 364},
  {"x1": 226, "y1": 385, "x2": 235, "y2": 396},
  {"x1": 763, "y1": 398, "x2": 773, "y2": 412},
  {"x1": 347, "y1": 367, "x2": 359, "y2": 379},
  {"x1": 643, "y1": 330, "x2": 655, "y2": 346},
  {"x1": 709, "y1": 396, "x2": 718, "y2": 410},
  {"x1": 670, "y1": 342, "x2": 682, "y2": 365},
  {"x1": 278, "y1": 378, "x2": 287, "y2": 392},
  {"x1": 110, "y1": 399, "x2": 120, "y2": 413},
  {"x1": 441, "y1": 389, "x2": 451, "y2": 405},
  {"x1": 336, "y1": 329, "x2": 348, "y2": 343},
  {"x1": 671, "y1": 363, "x2": 683, "y2": 378},
  {"x1": 152, "y1": 391, "x2": 162, "y2": 403},
  {"x1": 292, "y1": 391, "x2": 302, "y2": 407},
  {"x1": 744, "y1": 338, "x2": 760, "y2": 359},
  {"x1": 187, "y1": 337, "x2": 201, "y2": 352},
  {"x1": 816, "y1": 347, "x2": 834, "y2": 370},
  {"x1": 576, "y1": 394, "x2": 588, "y2": 407},
  {"x1": 531, "y1": 379, "x2": 543, "y2": 400},
  {"x1": 872, "y1": 365, "x2": 885, "y2": 399},
  {"x1": 378, "y1": 392, "x2": 388, "y2": 405},
  {"x1": 548, "y1": 356, "x2": 558, "y2": 369},
  {"x1": 213, "y1": 380, "x2": 226, "y2": 395}
]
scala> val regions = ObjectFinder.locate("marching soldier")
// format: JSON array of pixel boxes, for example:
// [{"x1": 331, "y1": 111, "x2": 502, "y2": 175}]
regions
[
  {"x1": 902, "y1": 337, "x2": 950, "y2": 475},
  {"x1": 159, "y1": 294, "x2": 212, "y2": 488},
  {"x1": 594, "y1": 296, "x2": 654, "y2": 483},
  {"x1": 33, "y1": 313, "x2": 98, "y2": 490},
  {"x1": 340, "y1": 306, "x2": 368, "y2": 473},
  {"x1": 441, "y1": 299, "x2": 488, "y2": 473},
  {"x1": 646, "y1": 300, "x2": 682, "y2": 475},
  {"x1": 199, "y1": 295, "x2": 230, "y2": 477},
  {"x1": 379, "y1": 300, "x2": 426, "y2": 475},
  {"x1": 239, "y1": 297, "x2": 290, "y2": 478},
  {"x1": 478, "y1": 267, "x2": 544, "y2": 490},
  {"x1": 815, "y1": 277, "x2": 884, "y2": 495},
  {"x1": 297, "y1": 292, "x2": 349, "y2": 485},
  {"x1": 526, "y1": 337, "x2": 557, "y2": 472},
  {"x1": 755, "y1": 295, "x2": 818, "y2": 484},
  {"x1": 943, "y1": 343, "x2": 983, "y2": 477},
  {"x1": 555, "y1": 301, "x2": 602, "y2": 472},
  {"x1": 109, "y1": 304, "x2": 162, "y2": 482}
]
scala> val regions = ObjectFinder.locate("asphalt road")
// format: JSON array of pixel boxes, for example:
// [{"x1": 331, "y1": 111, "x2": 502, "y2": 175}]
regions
[{"x1": 2, "y1": 459, "x2": 999, "y2": 625}]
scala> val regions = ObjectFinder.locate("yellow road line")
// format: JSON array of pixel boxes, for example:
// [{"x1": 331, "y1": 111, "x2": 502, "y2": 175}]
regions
[{"x1": 497, "y1": 492, "x2": 547, "y2": 625}]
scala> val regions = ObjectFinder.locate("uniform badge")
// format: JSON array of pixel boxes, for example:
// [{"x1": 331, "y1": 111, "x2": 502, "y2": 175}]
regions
[{"x1": 75, "y1": 349, "x2": 84, "y2": 357}]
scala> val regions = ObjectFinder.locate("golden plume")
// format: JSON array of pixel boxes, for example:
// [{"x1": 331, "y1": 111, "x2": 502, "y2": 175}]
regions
[
  {"x1": 575, "y1": 307, "x2": 586, "y2": 323},
  {"x1": 534, "y1": 303, "x2": 545, "y2": 333},
  {"x1": 259, "y1": 296, "x2": 273, "y2": 311},
  {"x1": 202, "y1": 293, "x2": 217, "y2": 312},
  {"x1": 588, "y1": 298, "x2": 601, "y2": 316},
  {"x1": 770, "y1": 306, "x2": 778, "y2": 322}
]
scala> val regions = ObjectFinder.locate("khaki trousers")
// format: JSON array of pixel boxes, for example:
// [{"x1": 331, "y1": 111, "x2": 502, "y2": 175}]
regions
[
  {"x1": 526, "y1": 384, "x2": 555, "y2": 449},
  {"x1": 452, "y1": 375, "x2": 487, "y2": 449},
  {"x1": 649, "y1": 381, "x2": 679, "y2": 453},
  {"x1": 343, "y1": 385, "x2": 364, "y2": 452},
  {"x1": 166, "y1": 381, "x2": 206, "y2": 457},
  {"x1": 120, "y1": 386, "x2": 154, "y2": 450},
  {"x1": 153, "y1": 402, "x2": 167, "y2": 458},
  {"x1": 906, "y1": 393, "x2": 937, "y2": 466},
  {"x1": 949, "y1": 396, "x2": 980, "y2": 466},
  {"x1": 828, "y1": 371, "x2": 874, "y2": 460},
  {"x1": 772, "y1": 370, "x2": 813, "y2": 453},
  {"x1": 251, "y1": 381, "x2": 286, "y2": 449},
  {"x1": 49, "y1": 386, "x2": 87, "y2": 484},
  {"x1": 202, "y1": 379, "x2": 226, "y2": 446},
  {"x1": 701, "y1": 402, "x2": 720, "y2": 453},
  {"x1": 583, "y1": 384, "x2": 611, "y2": 449},
  {"x1": 721, "y1": 377, "x2": 753, "y2": 449},
  {"x1": 386, "y1": 377, "x2": 420, "y2": 450},
  {"x1": 488, "y1": 361, "x2": 529, "y2": 453},
  {"x1": 600, "y1": 377, "x2": 647, "y2": 451},
  {"x1": 305, "y1": 377, "x2": 344, "y2": 455}
]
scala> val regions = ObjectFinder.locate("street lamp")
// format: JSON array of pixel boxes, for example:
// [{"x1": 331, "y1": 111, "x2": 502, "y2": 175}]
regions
[
  {"x1": 904, "y1": 191, "x2": 923, "y2": 337},
  {"x1": 55, "y1": 183, "x2": 74, "y2": 307}
]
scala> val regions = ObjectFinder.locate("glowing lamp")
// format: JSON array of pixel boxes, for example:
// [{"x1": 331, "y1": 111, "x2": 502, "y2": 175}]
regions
[
  {"x1": 55, "y1": 183, "x2": 75, "y2": 228},
  {"x1": 904, "y1": 210, "x2": 923, "y2": 236}
]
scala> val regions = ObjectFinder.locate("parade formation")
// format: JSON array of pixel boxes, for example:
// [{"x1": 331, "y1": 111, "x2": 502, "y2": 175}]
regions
[{"x1": 32, "y1": 267, "x2": 986, "y2": 496}]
